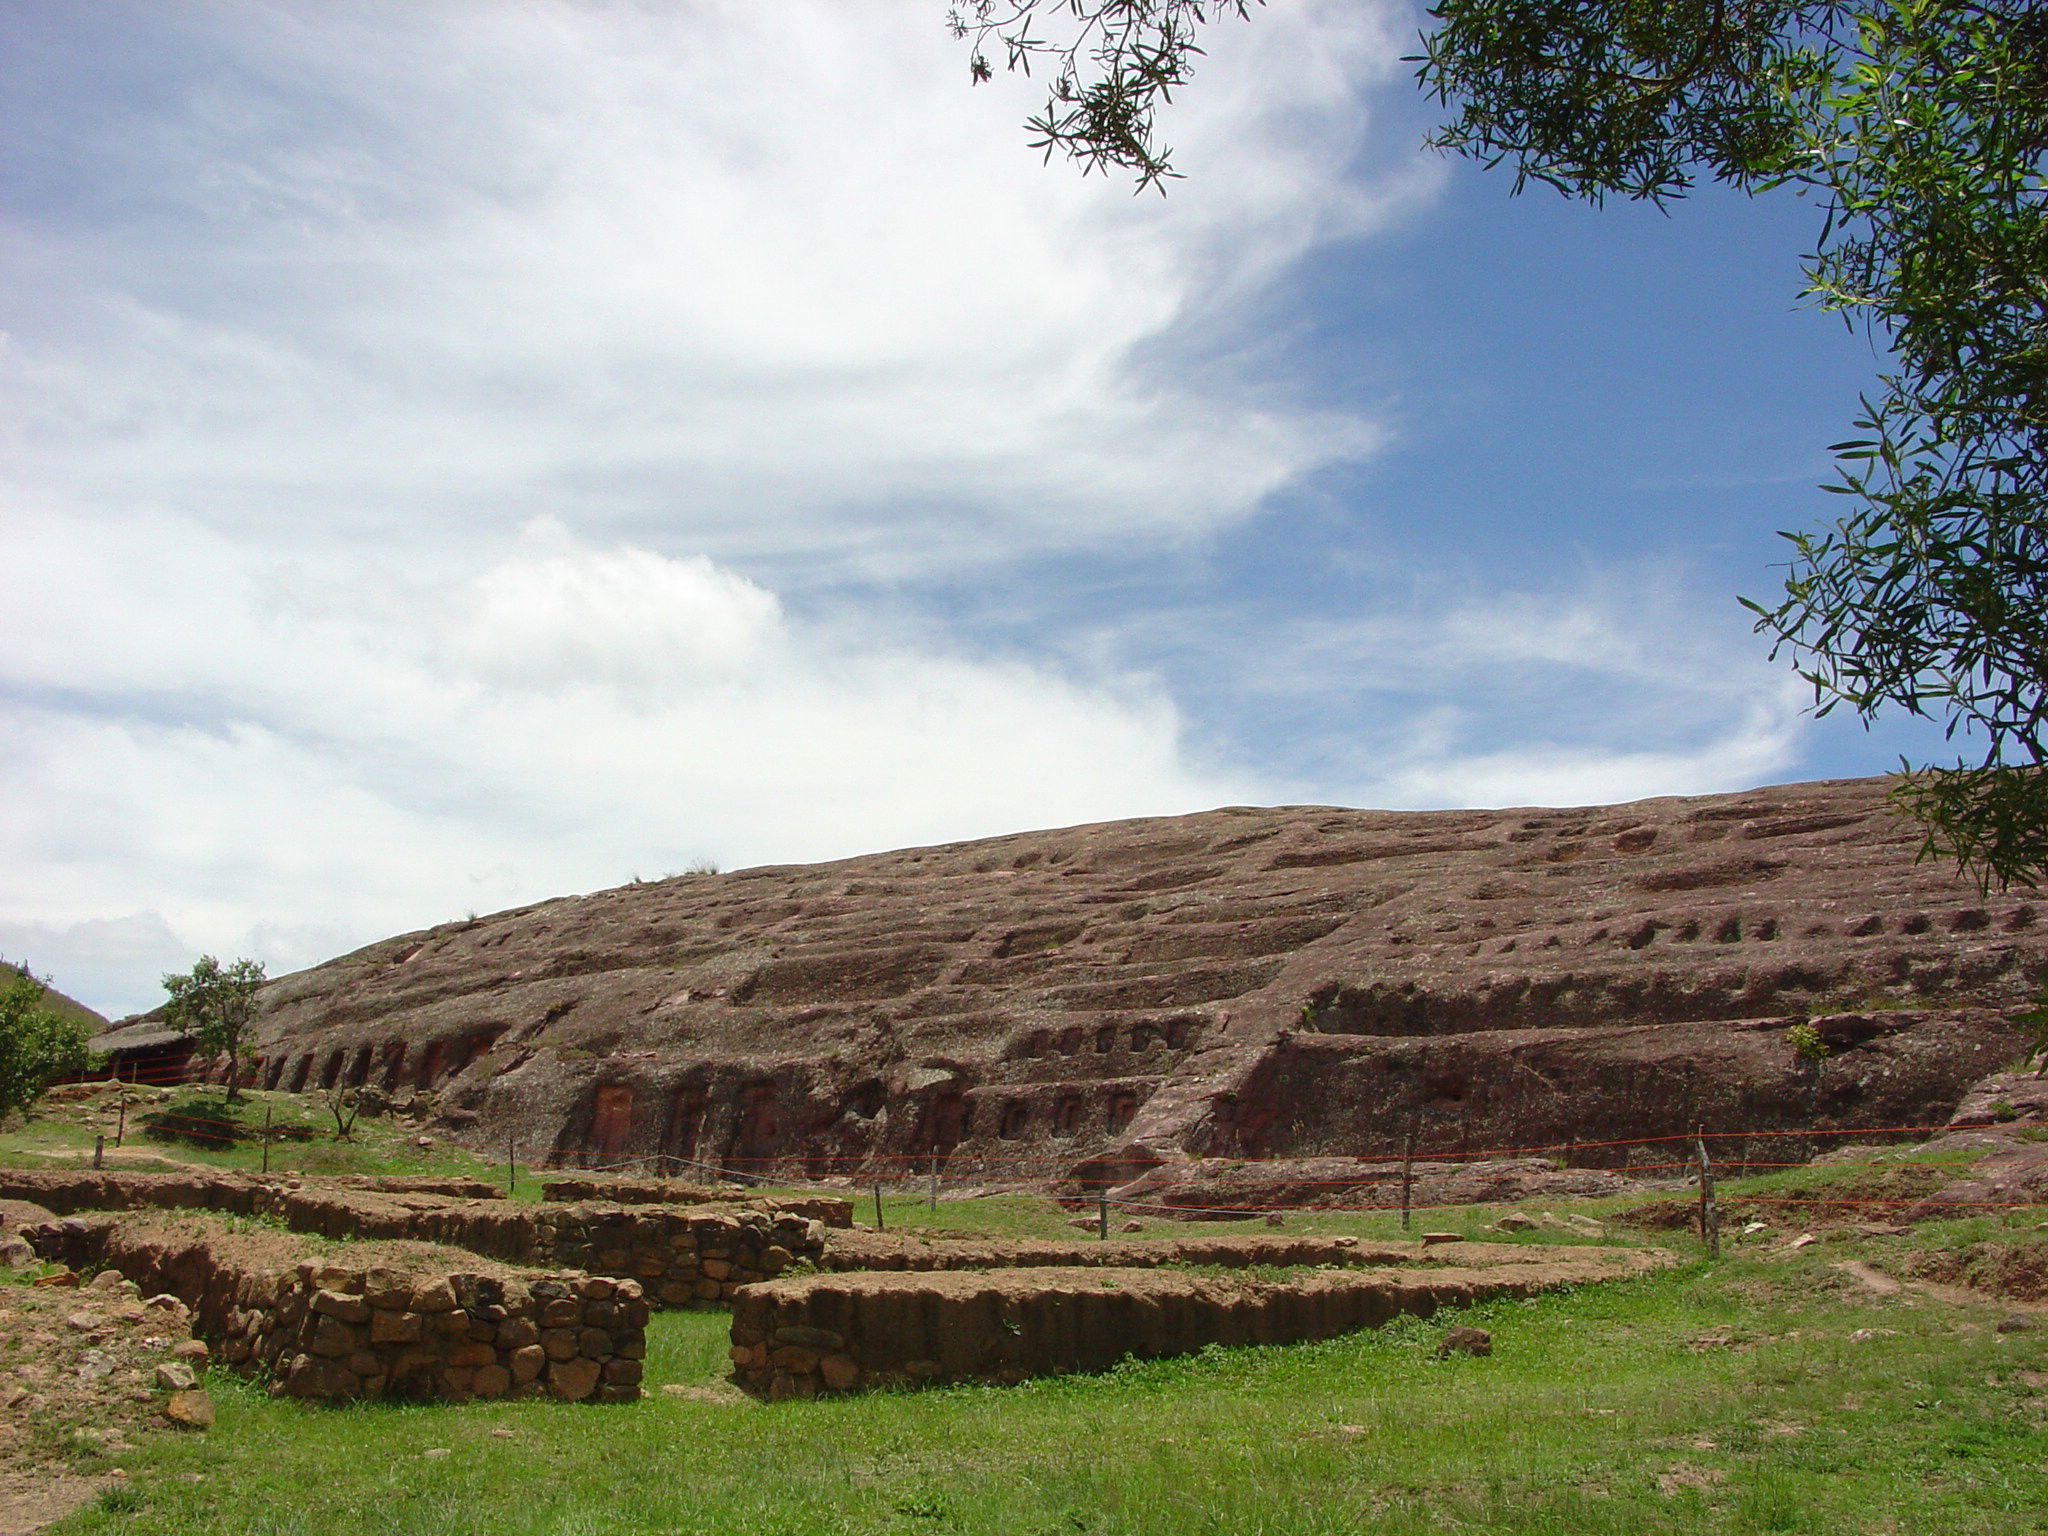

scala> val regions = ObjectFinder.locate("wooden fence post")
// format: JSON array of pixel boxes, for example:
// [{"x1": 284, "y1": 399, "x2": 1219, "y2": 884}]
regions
[
  {"x1": 1400, "y1": 1116, "x2": 1418, "y2": 1232},
  {"x1": 1697, "y1": 1126, "x2": 1720, "y2": 1259}
]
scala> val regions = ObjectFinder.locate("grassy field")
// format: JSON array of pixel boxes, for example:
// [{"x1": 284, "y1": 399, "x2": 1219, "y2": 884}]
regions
[
  {"x1": 26, "y1": 1165, "x2": 2048, "y2": 1536},
  {"x1": 0, "y1": 1087, "x2": 535, "y2": 1190}
]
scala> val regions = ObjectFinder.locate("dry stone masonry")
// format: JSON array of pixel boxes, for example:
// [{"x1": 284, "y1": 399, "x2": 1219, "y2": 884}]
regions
[
  {"x1": 540, "y1": 1177, "x2": 853, "y2": 1228},
  {"x1": 728, "y1": 1243, "x2": 1670, "y2": 1397},
  {"x1": 29, "y1": 1213, "x2": 645, "y2": 1403},
  {"x1": 1, "y1": 1170, "x2": 827, "y2": 1308},
  {"x1": 14, "y1": 1174, "x2": 1682, "y2": 1407},
  {"x1": 812, "y1": 1230, "x2": 1538, "y2": 1274}
]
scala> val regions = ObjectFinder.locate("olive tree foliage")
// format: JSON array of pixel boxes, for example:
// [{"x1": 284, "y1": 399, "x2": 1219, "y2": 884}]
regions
[
  {"x1": 162, "y1": 955, "x2": 267, "y2": 1104},
  {"x1": 1419, "y1": 0, "x2": 2048, "y2": 892},
  {"x1": 964, "y1": 0, "x2": 2048, "y2": 891},
  {"x1": 949, "y1": 1, "x2": 1260, "y2": 187},
  {"x1": 0, "y1": 967, "x2": 94, "y2": 1118}
]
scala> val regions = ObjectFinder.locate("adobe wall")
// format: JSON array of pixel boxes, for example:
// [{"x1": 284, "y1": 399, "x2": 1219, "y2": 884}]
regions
[
  {"x1": 0, "y1": 1170, "x2": 827, "y2": 1307},
  {"x1": 29, "y1": 1212, "x2": 644, "y2": 1403},
  {"x1": 729, "y1": 1246, "x2": 1669, "y2": 1397}
]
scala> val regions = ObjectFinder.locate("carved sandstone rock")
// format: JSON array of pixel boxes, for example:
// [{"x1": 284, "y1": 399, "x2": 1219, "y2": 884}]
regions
[{"x1": 241, "y1": 776, "x2": 2038, "y2": 1179}]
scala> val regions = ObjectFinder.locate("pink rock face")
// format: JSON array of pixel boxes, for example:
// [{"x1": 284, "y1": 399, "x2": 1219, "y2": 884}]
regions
[
  {"x1": 243, "y1": 776, "x2": 2039, "y2": 1179},
  {"x1": 1948, "y1": 1068, "x2": 2048, "y2": 1128}
]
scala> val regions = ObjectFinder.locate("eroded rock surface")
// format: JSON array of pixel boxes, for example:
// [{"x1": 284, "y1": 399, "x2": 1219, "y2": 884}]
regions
[{"x1": 238, "y1": 776, "x2": 2039, "y2": 1181}]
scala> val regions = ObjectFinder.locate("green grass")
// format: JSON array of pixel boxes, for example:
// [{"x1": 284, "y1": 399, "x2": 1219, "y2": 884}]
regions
[
  {"x1": 0, "y1": 1087, "x2": 528, "y2": 1187},
  {"x1": 25, "y1": 1122, "x2": 2048, "y2": 1534},
  {"x1": 831, "y1": 1190, "x2": 1647, "y2": 1249},
  {"x1": 43, "y1": 1206, "x2": 2048, "y2": 1536}
]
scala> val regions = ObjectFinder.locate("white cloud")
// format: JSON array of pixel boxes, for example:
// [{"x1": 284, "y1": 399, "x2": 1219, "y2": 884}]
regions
[
  {"x1": 1352, "y1": 690, "x2": 1808, "y2": 810},
  {"x1": 0, "y1": 1, "x2": 1422, "y2": 1014},
  {"x1": 1, "y1": 0, "x2": 1422, "y2": 571},
  {"x1": 1067, "y1": 561, "x2": 1816, "y2": 813},
  {"x1": 0, "y1": 511, "x2": 1254, "y2": 1015},
  {"x1": 1, "y1": 2, "x2": 1846, "y2": 1020}
]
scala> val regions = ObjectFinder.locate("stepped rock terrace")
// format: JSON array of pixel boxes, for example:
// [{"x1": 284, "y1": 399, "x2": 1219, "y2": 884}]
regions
[{"x1": 232, "y1": 776, "x2": 2037, "y2": 1183}]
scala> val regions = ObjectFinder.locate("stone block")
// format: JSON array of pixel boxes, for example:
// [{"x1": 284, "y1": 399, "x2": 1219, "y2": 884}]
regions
[
  {"x1": 548, "y1": 1357, "x2": 601, "y2": 1401},
  {"x1": 308, "y1": 1314, "x2": 360, "y2": 1358},
  {"x1": 772, "y1": 1325, "x2": 845, "y2": 1352},
  {"x1": 311, "y1": 1289, "x2": 372, "y2": 1323},
  {"x1": 409, "y1": 1278, "x2": 458, "y2": 1313},
  {"x1": 509, "y1": 1344, "x2": 547, "y2": 1383},
  {"x1": 370, "y1": 1310, "x2": 423, "y2": 1345},
  {"x1": 164, "y1": 1388, "x2": 216, "y2": 1427},
  {"x1": 540, "y1": 1328, "x2": 580, "y2": 1362},
  {"x1": 283, "y1": 1354, "x2": 357, "y2": 1399}
]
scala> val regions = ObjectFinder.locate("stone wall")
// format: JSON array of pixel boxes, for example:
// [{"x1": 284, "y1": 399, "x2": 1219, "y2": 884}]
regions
[
  {"x1": 1097, "y1": 1156, "x2": 1638, "y2": 1217},
  {"x1": 29, "y1": 1212, "x2": 644, "y2": 1403},
  {"x1": 326, "y1": 1174, "x2": 507, "y2": 1198},
  {"x1": 730, "y1": 1246, "x2": 1669, "y2": 1397},
  {"x1": 540, "y1": 1177, "x2": 854, "y2": 1228},
  {"x1": 0, "y1": 1170, "x2": 827, "y2": 1307},
  {"x1": 818, "y1": 1230, "x2": 1512, "y2": 1273}
]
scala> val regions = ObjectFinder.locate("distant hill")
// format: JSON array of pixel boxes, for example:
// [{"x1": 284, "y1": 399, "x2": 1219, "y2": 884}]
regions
[{"x1": 2, "y1": 961, "x2": 111, "y2": 1032}]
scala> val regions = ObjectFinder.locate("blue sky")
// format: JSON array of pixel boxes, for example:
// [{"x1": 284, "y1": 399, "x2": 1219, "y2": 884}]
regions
[{"x1": 0, "y1": 1, "x2": 1963, "y2": 1015}]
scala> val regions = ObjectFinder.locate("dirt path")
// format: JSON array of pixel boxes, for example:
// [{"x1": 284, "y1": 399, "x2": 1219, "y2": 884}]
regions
[
  {"x1": 1832, "y1": 1258, "x2": 2048, "y2": 1313},
  {"x1": 0, "y1": 1470, "x2": 109, "y2": 1536},
  {"x1": 0, "y1": 1272, "x2": 211, "y2": 1532}
]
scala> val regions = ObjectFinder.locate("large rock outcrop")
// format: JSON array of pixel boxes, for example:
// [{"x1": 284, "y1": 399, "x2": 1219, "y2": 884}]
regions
[{"x1": 240, "y1": 776, "x2": 2040, "y2": 1183}]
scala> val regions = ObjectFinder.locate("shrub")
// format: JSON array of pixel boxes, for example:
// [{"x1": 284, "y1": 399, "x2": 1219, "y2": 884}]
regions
[
  {"x1": 0, "y1": 967, "x2": 94, "y2": 1118},
  {"x1": 1785, "y1": 1022, "x2": 1831, "y2": 1062}
]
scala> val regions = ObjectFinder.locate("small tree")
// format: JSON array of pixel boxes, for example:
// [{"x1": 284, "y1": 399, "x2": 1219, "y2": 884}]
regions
[
  {"x1": 161, "y1": 956, "x2": 267, "y2": 1105},
  {"x1": 0, "y1": 966, "x2": 94, "y2": 1118},
  {"x1": 313, "y1": 1084, "x2": 364, "y2": 1139}
]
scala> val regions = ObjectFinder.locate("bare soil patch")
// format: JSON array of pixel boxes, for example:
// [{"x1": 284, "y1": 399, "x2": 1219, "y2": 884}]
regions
[
  {"x1": 1616, "y1": 1165, "x2": 1952, "y2": 1232},
  {"x1": 1904, "y1": 1240, "x2": 2048, "y2": 1303},
  {"x1": 0, "y1": 1269, "x2": 211, "y2": 1532}
]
